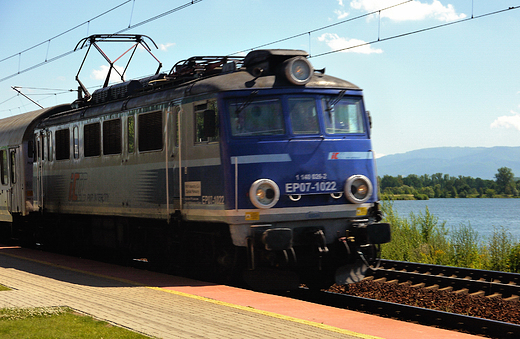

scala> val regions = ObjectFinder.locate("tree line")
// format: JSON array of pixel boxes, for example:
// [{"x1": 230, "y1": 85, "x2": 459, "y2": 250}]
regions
[{"x1": 379, "y1": 167, "x2": 519, "y2": 200}]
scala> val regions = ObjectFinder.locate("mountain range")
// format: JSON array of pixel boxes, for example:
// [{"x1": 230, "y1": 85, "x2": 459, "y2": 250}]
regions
[{"x1": 375, "y1": 146, "x2": 520, "y2": 180}]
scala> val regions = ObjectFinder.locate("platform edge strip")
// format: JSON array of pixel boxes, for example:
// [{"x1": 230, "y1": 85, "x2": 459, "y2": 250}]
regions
[
  {"x1": 148, "y1": 286, "x2": 383, "y2": 339},
  {"x1": 0, "y1": 250, "x2": 382, "y2": 339}
]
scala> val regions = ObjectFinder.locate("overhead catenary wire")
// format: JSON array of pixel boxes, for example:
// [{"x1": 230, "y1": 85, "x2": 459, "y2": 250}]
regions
[
  {"x1": 230, "y1": 0, "x2": 413, "y2": 56},
  {"x1": 1, "y1": 1, "x2": 519, "y2": 112},
  {"x1": 233, "y1": 3, "x2": 520, "y2": 60},
  {"x1": 0, "y1": 0, "x2": 133, "y2": 65},
  {"x1": 311, "y1": 5, "x2": 520, "y2": 58},
  {"x1": 0, "y1": 0, "x2": 204, "y2": 84}
]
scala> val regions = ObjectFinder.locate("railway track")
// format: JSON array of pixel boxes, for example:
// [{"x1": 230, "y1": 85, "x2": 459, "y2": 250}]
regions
[
  {"x1": 278, "y1": 260, "x2": 520, "y2": 338},
  {"x1": 282, "y1": 288, "x2": 520, "y2": 339},
  {"x1": 371, "y1": 259, "x2": 520, "y2": 300}
]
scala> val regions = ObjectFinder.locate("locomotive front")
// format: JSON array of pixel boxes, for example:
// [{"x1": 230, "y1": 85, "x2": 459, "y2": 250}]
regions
[{"x1": 217, "y1": 50, "x2": 391, "y2": 288}]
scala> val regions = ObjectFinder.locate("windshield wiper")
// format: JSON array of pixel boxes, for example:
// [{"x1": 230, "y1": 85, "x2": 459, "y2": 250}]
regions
[
  {"x1": 234, "y1": 90, "x2": 258, "y2": 116},
  {"x1": 326, "y1": 89, "x2": 346, "y2": 118}
]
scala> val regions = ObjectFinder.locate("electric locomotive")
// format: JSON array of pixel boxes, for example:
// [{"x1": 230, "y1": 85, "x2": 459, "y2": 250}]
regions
[{"x1": 0, "y1": 35, "x2": 390, "y2": 289}]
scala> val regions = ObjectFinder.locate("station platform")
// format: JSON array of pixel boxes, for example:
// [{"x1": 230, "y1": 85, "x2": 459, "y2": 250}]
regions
[{"x1": 0, "y1": 245, "x2": 480, "y2": 338}]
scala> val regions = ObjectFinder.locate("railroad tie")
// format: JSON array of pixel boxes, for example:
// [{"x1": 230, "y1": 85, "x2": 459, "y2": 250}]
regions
[
  {"x1": 469, "y1": 290, "x2": 485, "y2": 297},
  {"x1": 438, "y1": 286, "x2": 453, "y2": 292},
  {"x1": 504, "y1": 294, "x2": 519, "y2": 302},
  {"x1": 424, "y1": 284, "x2": 439, "y2": 291},
  {"x1": 486, "y1": 292, "x2": 502, "y2": 299}
]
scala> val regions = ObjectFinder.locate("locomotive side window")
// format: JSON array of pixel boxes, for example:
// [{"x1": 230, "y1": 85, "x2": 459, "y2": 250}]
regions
[
  {"x1": 103, "y1": 119, "x2": 122, "y2": 155},
  {"x1": 73, "y1": 126, "x2": 79, "y2": 159},
  {"x1": 322, "y1": 97, "x2": 365, "y2": 134},
  {"x1": 229, "y1": 99, "x2": 284, "y2": 136},
  {"x1": 288, "y1": 98, "x2": 319, "y2": 135},
  {"x1": 127, "y1": 116, "x2": 135, "y2": 153},
  {"x1": 195, "y1": 101, "x2": 219, "y2": 143},
  {"x1": 84, "y1": 123, "x2": 101, "y2": 157},
  {"x1": 46, "y1": 133, "x2": 52, "y2": 162},
  {"x1": 0, "y1": 150, "x2": 7, "y2": 185},
  {"x1": 43, "y1": 134, "x2": 48, "y2": 161},
  {"x1": 55, "y1": 128, "x2": 70, "y2": 160},
  {"x1": 138, "y1": 111, "x2": 162, "y2": 152},
  {"x1": 10, "y1": 151, "x2": 16, "y2": 184}
]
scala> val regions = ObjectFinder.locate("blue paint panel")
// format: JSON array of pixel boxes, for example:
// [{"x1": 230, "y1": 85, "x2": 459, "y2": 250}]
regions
[
  {"x1": 218, "y1": 89, "x2": 378, "y2": 211},
  {"x1": 225, "y1": 139, "x2": 376, "y2": 209}
]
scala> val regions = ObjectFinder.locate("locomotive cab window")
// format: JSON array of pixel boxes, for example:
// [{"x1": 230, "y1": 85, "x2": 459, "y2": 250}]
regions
[
  {"x1": 138, "y1": 111, "x2": 162, "y2": 152},
  {"x1": 0, "y1": 150, "x2": 7, "y2": 185},
  {"x1": 55, "y1": 128, "x2": 70, "y2": 160},
  {"x1": 195, "y1": 101, "x2": 219, "y2": 143},
  {"x1": 84, "y1": 123, "x2": 101, "y2": 157},
  {"x1": 288, "y1": 98, "x2": 319, "y2": 135},
  {"x1": 322, "y1": 97, "x2": 365, "y2": 135},
  {"x1": 103, "y1": 119, "x2": 122, "y2": 155},
  {"x1": 229, "y1": 98, "x2": 285, "y2": 136}
]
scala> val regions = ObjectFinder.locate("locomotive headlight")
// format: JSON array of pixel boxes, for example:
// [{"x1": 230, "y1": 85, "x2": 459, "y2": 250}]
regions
[
  {"x1": 345, "y1": 175, "x2": 373, "y2": 204},
  {"x1": 283, "y1": 56, "x2": 313, "y2": 85},
  {"x1": 250, "y1": 179, "x2": 280, "y2": 209}
]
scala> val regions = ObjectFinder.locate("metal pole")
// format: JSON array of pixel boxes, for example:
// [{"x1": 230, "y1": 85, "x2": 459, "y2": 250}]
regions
[{"x1": 11, "y1": 86, "x2": 43, "y2": 109}]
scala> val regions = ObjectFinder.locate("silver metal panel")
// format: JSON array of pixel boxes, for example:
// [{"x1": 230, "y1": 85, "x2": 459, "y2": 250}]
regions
[{"x1": 0, "y1": 105, "x2": 70, "y2": 147}]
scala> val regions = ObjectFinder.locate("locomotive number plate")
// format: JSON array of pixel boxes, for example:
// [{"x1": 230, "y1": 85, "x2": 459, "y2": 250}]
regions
[{"x1": 285, "y1": 181, "x2": 337, "y2": 194}]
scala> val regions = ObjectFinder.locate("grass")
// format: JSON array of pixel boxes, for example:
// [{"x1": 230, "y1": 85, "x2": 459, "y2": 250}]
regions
[
  {"x1": 0, "y1": 307, "x2": 150, "y2": 338},
  {"x1": 380, "y1": 200, "x2": 520, "y2": 272}
]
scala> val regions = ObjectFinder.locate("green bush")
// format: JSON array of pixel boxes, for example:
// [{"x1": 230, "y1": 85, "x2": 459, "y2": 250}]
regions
[
  {"x1": 508, "y1": 244, "x2": 520, "y2": 272},
  {"x1": 380, "y1": 202, "x2": 520, "y2": 272},
  {"x1": 448, "y1": 223, "x2": 482, "y2": 268}
]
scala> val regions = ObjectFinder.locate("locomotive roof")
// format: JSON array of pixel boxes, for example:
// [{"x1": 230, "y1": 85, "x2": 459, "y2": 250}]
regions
[
  {"x1": 80, "y1": 49, "x2": 361, "y2": 108},
  {"x1": 35, "y1": 50, "x2": 363, "y2": 127},
  {"x1": 0, "y1": 104, "x2": 70, "y2": 147},
  {"x1": 183, "y1": 70, "x2": 360, "y2": 94}
]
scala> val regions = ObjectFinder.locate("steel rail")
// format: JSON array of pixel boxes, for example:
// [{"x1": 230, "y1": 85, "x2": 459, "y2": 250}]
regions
[
  {"x1": 278, "y1": 288, "x2": 520, "y2": 339},
  {"x1": 371, "y1": 260, "x2": 520, "y2": 299}
]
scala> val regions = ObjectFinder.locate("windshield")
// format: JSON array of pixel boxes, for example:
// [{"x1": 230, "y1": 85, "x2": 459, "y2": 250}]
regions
[
  {"x1": 288, "y1": 98, "x2": 319, "y2": 135},
  {"x1": 228, "y1": 98, "x2": 285, "y2": 136},
  {"x1": 322, "y1": 96, "x2": 365, "y2": 134},
  {"x1": 227, "y1": 95, "x2": 366, "y2": 137}
]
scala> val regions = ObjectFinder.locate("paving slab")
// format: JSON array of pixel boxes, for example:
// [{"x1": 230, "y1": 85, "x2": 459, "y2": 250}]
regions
[{"x1": 0, "y1": 250, "x2": 366, "y2": 338}]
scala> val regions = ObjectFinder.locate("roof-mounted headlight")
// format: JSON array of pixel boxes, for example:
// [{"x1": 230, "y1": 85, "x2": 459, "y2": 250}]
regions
[
  {"x1": 250, "y1": 179, "x2": 280, "y2": 209},
  {"x1": 345, "y1": 175, "x2": 373, "y2": 204},
  {"x1": 283, "y1": 56, "x2": 313, "y2": 85}
]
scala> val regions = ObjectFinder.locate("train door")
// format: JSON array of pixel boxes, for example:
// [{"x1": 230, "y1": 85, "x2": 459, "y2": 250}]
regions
[
  {"x1": 8, "y1": 147, "x2": 22, "y2": 214},
  {"x1": 35, "y1": 132, "x2": 44, "y2": 211},
  {"x1": 178, "y1": 100, "x2": 221, "y2": 211},
  {"x1": 165, "y1": 104, "x2": 180, "y2": 213},
  {"x1": 0, "y1": 149, "x2": 10, "y2": 222}
]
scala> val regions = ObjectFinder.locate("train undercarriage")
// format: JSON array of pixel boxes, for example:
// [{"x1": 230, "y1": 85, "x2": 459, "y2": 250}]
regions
[{"x1": 1, "y1": 212, "x2": 386, "y2": 290}]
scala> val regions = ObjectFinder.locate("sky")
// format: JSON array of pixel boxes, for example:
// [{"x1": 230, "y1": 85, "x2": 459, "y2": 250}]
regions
[{"x1": 0, "y1": 0, "x2": 519, "y2": 157}]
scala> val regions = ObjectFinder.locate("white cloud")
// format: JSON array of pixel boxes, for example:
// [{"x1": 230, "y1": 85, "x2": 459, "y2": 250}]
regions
[
  {"x1": 337, "y1": 0, "x2": 345, "y2": 6},
  {"x1": 350, "y1": 0, "x2": 466, "y2": 22},
  {"x1": 159, "y1": 42, "x2": 176, "y2": 51},
  {"x1": 335, "y1": 9, "x2": 349, "y2": 19},
  {"x1": 91, "y1": 64, "x2": 126, "y2": 84},
  {"x1": 318, "y1": 33, "x2": 383, "y2": 54},
  {"x1": 490, "y1": 111, "x2": 520, "y2": 131}
]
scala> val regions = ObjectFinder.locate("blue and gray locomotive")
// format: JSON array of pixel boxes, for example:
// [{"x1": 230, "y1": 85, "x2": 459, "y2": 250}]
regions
[{"x1": 0, "y1": 37, "x2": 390, "y2": 289}]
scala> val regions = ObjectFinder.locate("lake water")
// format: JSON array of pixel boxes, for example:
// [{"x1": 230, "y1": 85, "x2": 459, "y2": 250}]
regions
[{"x1": 390, "y1": 198, "x2": 520, "y2": 240}]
